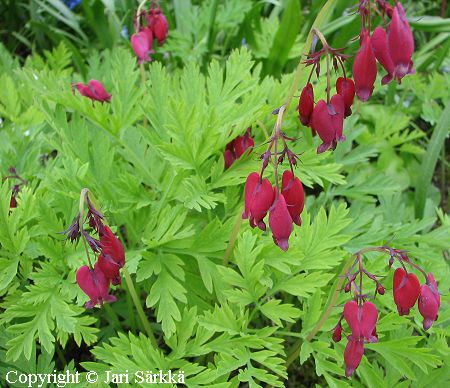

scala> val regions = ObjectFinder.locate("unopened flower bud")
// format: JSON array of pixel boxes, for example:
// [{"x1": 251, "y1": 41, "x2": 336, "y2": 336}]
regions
[{"x1": 332, "y1": 323, "x2": 343, "y2": 342}]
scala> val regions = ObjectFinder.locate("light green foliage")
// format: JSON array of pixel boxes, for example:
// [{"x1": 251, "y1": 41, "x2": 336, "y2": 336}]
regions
[{"x1": 0, "y1": 31, "x2": 448, "y2": 388}]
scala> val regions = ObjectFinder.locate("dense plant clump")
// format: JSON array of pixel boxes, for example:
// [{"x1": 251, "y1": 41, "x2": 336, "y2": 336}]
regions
[{"x1": 0, "y1": 0, "x2": 448, "y2": 386}]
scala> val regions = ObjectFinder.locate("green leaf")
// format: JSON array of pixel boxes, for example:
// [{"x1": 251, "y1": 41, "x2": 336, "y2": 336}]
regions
[
  {"x1": 259, "y1": 299, "x2": 301, "y2": 326},
  {"x1": 264, "y1": 0, "x2": 302, "y2": 76},
  {"x1": 415, "y1": 100, "x2": 450, "y2": 217}
]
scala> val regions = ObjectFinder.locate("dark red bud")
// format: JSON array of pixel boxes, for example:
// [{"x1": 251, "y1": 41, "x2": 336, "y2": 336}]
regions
[
  {"x1": 332, "y1": 323, "x2": 343, "y2": 342},
  {"x1": 388, "y1": 256, "x2": 394, "y2": 268}
]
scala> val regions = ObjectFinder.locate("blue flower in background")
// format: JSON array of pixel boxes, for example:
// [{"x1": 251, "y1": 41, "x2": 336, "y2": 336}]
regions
[
  {"x1": 64, "y1": 0, "x2": 81, "y2": 10},
  {"x1": 121, "y1": 26, "x2": 129, "y2": 39}
]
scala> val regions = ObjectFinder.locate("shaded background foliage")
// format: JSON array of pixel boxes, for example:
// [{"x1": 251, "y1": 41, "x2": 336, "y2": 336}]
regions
[{"x1": 0, "y1": 0, "x2": 449, "y2": 387}]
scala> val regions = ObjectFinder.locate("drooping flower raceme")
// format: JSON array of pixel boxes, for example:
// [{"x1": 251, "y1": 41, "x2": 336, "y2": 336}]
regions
[
  {"x1": 332, "y1": 246, "x2": 440, "y2": 377},
  {"x1": 130, "y1": 2, "x2": 169, "y2": 64},
  {"x1": 63, "y1": 190, "x2": 126, "y2": 308},
  {"x1": 241, "y1": 114, "x2": 306, "y2": 251}
]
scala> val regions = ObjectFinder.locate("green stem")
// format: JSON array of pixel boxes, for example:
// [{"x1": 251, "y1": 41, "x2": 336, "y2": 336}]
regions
[
  {"x1": 206, "y1": 0, "x2": 219, "y2": 57},
  {"x1": 140, "y1": 64, "x2": 148, "y2": 128},
  {"x1": 123, "y1": 267, "x2": 158, "y2": 347},
  {"x1": 78, "y1": 188, "x2": 94, "y2": 269},
  {"x1": 282, "y1": 0, "x2": 338, "y2": 110},
  {"x1": 124, "y1": 280, "x2": 138, "y2": 331},
  {"x1": 55, "y1": 343, "x2": 67, "y2": 366},
  {"x1": 224, "y1": 209, "x2": 243, "y2": 266}
]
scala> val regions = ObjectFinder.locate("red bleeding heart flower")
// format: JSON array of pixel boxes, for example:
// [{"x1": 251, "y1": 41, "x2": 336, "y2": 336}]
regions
[
  {"x1": 269, "y1": 192, "x2": 293, "y2": 251},
  {"x1": 353, "y1": 31, "x2": 377, "y2": 102},
  {"x1": 393, "y1": 267, "x2": 420, "y2": 315},
  {"x1": 311, "y1": 100, "x2": 334, "y2": 153},
  {"x1": 389, "y1": 2, "x2": 414, "y2": 80},
  {"x1": 73, "y1": 80, "x2": 112, "y2": 103},
  {"x1": 234, "y1": 130, "x2": 254, "y2": 158},
  {"x1": 336, "y1": 77, "x2": 355, "y2": 117},
  {"x1": 131, "y1": 29, "x2": 153, "y2": 64},
  {"x1": 344, "y1": 338, "x2": 364, "y2": 377},
  {"x1": 147, "y1": 7, "x2": 169, "y2": 45},
  {"x1": 243, "y1": 172, "x2": 259, "y2": 219},
  {"x1": 281, "y1": 170, "x2": 305, "y2": 226},
  {"x1": 418, "y1": 273, "x2": 440, "y2": 330},
  {"x1": 242, "y1": 173, "x2": 274, "y2": 231},
  {"x1": 224, "y1": 148, "x2": 235, "y2": 169},
  {"x1": 99, "y1": 226, "x2": 125, "y2": 268},
  {"x1": 343, "y1": 300, "x2": 378, "y2": 342},
  {"x1": 224, "y1": 129, "x2": 254, "y2": 169},
  {"x1": 330, "y1": 94, "x2": 345, "y2": 142},
  {"x1": 87, "y1": 80, "x2": 112, "y2": 102},
  {"x1": 76, "y1": 263, "x2": 116, "y2": 309},
  {"x1": 311, "y1": 95, "x2": 345, "y2": 153},
  {"x1": 298, "y1": 83, "x2": 315, "y2": 126},
  {"x1": 97, "y1": 253, "x2": 122, "y2": 286},
  {"x1": 371, "y1": 26, "x2": 395, "y2": 85}
]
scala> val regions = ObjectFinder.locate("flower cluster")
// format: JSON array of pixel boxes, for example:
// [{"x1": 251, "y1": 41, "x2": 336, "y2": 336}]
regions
[
  {"x1": 224, "y1": 128, "x2": 254, "y2": 169},
  {"x1": 243, "y1": 109, "x2": 305, "y2": 251},
  {"x1": 63, "y1": 190, "x2": 125, "y2": 308},
  {"x1": 332, "y1": 246, "x2": 441, "y2": 377},
  {"x1": 131, "y1": 2, "x2": 169, "y2": 64},
  {"x1": 296, "y1": 1, "x2": 414, "y2": 153},
  {"x1": 297, "y1": 30, "x2": 355, "y2": 153},
  {"x1": 353, "y1": 1, "x2": 414, "y2": 101},
  {"x1": 72, "y1": 79, "x2": 111, "y2": 103},
  {"x1": 3, "y1": 167, "x2": 27, "y2": 209}
]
